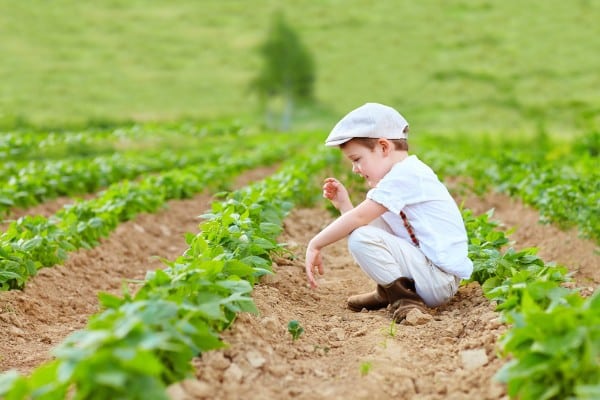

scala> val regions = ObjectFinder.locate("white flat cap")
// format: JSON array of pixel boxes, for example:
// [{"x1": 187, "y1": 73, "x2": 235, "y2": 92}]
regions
[{"x1": 325, "y1": 102, "x2": 409, "y2": 147}]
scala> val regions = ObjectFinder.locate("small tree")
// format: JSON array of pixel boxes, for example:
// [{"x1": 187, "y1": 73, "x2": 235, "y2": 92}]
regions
[{"x1": 250, "y1": 12, "x2": 316, "y2": 131}]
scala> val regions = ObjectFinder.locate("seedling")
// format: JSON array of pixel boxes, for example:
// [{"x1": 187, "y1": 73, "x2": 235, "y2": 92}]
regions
[
  {"x1": 287, "y1": 320, "x2": 304, "y2": 341},
  {"x1": 387, "y1": 319, "x2": 397, "y2": 337},
  {"x1": 359, "y1": 361, "x2": 372, "y2": 376}
]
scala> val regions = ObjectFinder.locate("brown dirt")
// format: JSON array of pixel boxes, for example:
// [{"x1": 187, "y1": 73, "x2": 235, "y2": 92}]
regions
[
  {"x1": 1, "y1": 180, "x2": 598, "y2": 399},
  {"x1": 0, "y1": 166, "x2": 276, "y2": 372}
]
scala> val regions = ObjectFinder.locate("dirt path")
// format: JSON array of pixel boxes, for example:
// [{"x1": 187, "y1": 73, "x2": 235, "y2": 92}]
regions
[
  {"x1": 1, "y1": 182, "x2": 598, "y2": 399},
  {"x1": 169, "y1": 194, "x2": 599, "y2": 400}
]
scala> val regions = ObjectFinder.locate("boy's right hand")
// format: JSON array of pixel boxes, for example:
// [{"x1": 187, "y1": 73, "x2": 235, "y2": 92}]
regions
[{"x1": 322, "y1": 177, "x2": 352, "y2": 212}]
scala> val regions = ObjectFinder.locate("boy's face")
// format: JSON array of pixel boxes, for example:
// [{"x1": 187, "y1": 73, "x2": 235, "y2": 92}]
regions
[{"x1": 341, "y1": 139, "x2": 392, "y2": 188}]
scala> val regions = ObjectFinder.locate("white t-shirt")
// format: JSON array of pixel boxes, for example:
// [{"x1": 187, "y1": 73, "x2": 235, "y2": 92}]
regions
[{"x1": 366, "y1": 155, "x2": 473, "y2": 279}]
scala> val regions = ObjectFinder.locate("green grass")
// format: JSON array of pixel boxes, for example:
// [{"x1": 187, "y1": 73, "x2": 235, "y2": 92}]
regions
[{"x1": 1, "y1": 0, "x2": 599, "y2": 137}]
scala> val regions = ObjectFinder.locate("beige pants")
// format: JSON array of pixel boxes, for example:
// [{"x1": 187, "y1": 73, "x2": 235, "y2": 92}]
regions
[{"x1": 347, "y1": 218, "x2": 460, "y2": 307}]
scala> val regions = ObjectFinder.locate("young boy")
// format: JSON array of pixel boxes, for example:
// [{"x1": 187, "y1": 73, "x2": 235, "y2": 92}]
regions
[{"x1": 304, "y1": 102, "x2": 473, "y2": 321}]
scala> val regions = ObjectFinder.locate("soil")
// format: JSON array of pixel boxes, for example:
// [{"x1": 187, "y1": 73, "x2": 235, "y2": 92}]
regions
[{"x1": 1, "y1": 172, "x2": 598, "y2": 400}]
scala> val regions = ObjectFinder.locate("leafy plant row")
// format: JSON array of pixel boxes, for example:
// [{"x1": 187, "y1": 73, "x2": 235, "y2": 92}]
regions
[
  {"x1": 0, "y1": 120, "x2": 245, "y2": 162},
  {"x1": 0, "y1": 130, "x2": 119, "y2": 161},
  {"x1": 0, "y1": 148, "x2": 331, "y2": 400},
  {"x1": 0, "y1": 132, "x2": 313, "y2": 291},
  {"x1": 420, "y1": 134, "x2": 599, "y2": 243},
  {"x1": 0, "y1": 126, "x2": 288, "y2": 216},
  {"x1": 0, "y1": 148, "x2": 220, "y2": 218},
  {"x1": 464, "y1": 209, "x2": 599, "y2": 400}
]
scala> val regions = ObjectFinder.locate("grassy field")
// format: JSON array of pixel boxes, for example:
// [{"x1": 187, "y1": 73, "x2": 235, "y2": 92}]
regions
[{"x1": 1, "y1": 0, "x2": 599, "y2": 137}]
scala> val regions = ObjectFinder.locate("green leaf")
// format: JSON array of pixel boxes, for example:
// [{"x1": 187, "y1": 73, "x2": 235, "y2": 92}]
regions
[
  {"x1": 575, "y1": 384, "x2": 600, "y2": 399},
  {"x1": 98, "y1": 292, "x2": 124, "y2": 309},
  {"x1": 94, "y1": 371, "x2": 127, "y2": 389}
]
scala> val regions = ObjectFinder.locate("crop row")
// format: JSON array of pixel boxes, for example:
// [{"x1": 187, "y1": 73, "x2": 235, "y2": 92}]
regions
[
  {"x1": 0, "y1": 149, "x2": 217, "y2": 218},
  {"x1": 0, "y1": 148, "x2": 332, "y2": 399},
  {"x1": 0, "y1": 129, "x2": 283, "y2": 218},
  {"x1": 0, "y1": 132, "x2": 316, "y2": 290},
  {"x1": 419, "y1": 134, "x2": 599, "y2": 243},
  {"x1": 0, "y1": 120, "x2": 244, "y2": 161},
  {"x1": 465, "y1": 209, "x2": 599, "y2": 399}
]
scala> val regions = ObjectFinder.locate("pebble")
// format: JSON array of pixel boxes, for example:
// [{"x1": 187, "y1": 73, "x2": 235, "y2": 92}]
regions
[
  {"x1": 404, "y1": 309, "x2": 433, "y2": 325},
  {"x1": 245, "y1": 350, "x2": 266, "y2": 368},
  {"x1": 460, "y1": 348, "x2": 488, "y2": 370},
  {"x1": 224, "y1": 363, "x2": 244, "y2": 382},
  {"x1": 330, "y1": 327, "x2": 345, "y2": 341},
  {"x1": 210, "y1": 352, "x2": 231, "y2": 370},
  {"x1": 181, "y1": 379, "x2": 213, "y2": 398},
  {"x1": 260, "y1": 316, "x2": 279, "y2": 332}
]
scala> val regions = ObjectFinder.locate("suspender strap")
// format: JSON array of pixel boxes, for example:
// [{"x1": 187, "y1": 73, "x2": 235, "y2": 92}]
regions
[{"x1": 400, "y1": 210, "x2": 419, "y2": 247}]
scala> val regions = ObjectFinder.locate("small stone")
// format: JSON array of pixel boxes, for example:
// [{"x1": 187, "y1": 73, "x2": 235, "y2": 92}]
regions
[
  {"x1": 9, "y1": 326, "x2": 24, "y2": 337},
  {"x1": 159, "y1": 225, "x2": 172, "y2": 236},
  {"x1": 352, "y1": 327, "x2": 368, "y2": 337},
  {"x1": 404, "y1": 309, "x2": 433, "y2": 325},
  {"x1": 209, "y1": 352, "x2": 230, "y2": 370},
  {"x1": 260, "y1": 316, "x2": 279, "y2": 331},
  {"x1": 330, "y1": 327, "x2": 345, "y2": 341},
  {"x1": 223, "y1": 363, "x2": 243, "y2": 382},
  {"x1": 460, "y1": 348, "x2": 488, "y2": 370},
  {"x1": 165, "y1": 382, "x2": 190, "y2": 400},
  {"x1": 181, "y1": 379, "x2": 213, "y2": 398},
  {"x1": 268, "y1": 364, "x2": 287, "y2": 377},
  {"x1": 313, "y1": 368, "x2": 328, "y2": 378},
  {"x1": 133, "y1": 224, "x2": 145, "y2": 233},
  {"x1": 442, "y1": 322, "x2": 464, "y2": 338},
  {"x1": 245, "y1": 350, "x2": 266, "y2": 368}
]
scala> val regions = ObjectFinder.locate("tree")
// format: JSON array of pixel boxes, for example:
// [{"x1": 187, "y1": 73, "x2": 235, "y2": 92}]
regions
[{"x1": 250, "y1": 12, "x2": 316, "y2": 131}]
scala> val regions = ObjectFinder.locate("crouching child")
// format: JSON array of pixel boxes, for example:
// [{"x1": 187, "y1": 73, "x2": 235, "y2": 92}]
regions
[{"x1": 304, "y1": 102, "x2": 473, "y2": 321}]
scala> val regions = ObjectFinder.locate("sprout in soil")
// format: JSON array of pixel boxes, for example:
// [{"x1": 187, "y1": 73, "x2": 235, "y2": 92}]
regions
[{"x1": 287, "y1": 320, "x2": 304, "y2": 341}]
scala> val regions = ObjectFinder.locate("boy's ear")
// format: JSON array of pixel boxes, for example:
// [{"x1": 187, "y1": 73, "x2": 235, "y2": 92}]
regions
[{"x1": 378, "y1": 138, "x2": 392, "y2": 155}]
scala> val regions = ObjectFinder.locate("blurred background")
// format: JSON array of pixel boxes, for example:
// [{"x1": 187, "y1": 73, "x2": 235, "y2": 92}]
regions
[{"x1": 1, "y1": 0, "x2": 599, "y2": 137}]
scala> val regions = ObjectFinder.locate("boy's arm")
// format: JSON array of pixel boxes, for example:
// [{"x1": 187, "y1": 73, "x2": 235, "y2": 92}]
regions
[{"x1": 305, "y1": 199, "x2": 387, "y2": 288}]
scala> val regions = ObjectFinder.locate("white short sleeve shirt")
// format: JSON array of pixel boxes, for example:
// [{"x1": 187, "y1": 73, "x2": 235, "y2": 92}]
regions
[{"x1": 366, "y1": 155, "x2": 473, "y2": 279}]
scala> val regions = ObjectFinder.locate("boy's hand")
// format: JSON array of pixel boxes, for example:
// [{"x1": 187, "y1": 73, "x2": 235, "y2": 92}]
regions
[
  {"x1": 305, "y1": 244, "x2": 324, "y2": 289},
  {"x1": 322, "y1": 178, "x2": 352, "y2": 212}
]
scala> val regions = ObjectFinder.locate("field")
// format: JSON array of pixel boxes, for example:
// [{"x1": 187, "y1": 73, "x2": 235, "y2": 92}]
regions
[
  {"x1": 1, "y1": 1, "x2": 600, "y2": 136},
  {"x1": 1, "y1": 1, "x2": 599, "y2": 399},
  {"x1": 0, "y1": 127, "x2": 598, "y2": 399}
]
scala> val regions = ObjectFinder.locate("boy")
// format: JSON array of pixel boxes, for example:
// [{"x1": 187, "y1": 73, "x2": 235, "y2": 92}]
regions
[{"x1": 304, "y1": 102, "x2": 473, "y2": 321}]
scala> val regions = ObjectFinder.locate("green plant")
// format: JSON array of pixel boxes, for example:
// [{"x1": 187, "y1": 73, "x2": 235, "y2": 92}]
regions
[
  {"x1": 287, "y1": 320, "x2": 304, "y2": 341},
  {"x1": 359, "y1": 361, "x2": 373, "y2": 377},
  {"x1": 496, "y1": 290, "x2": 600, "y2": 400}
]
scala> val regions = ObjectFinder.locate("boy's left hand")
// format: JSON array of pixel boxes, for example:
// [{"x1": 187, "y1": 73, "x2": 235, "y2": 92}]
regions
[{"x1": 305, "y1": 244, "x2": 324, "y2": 288}]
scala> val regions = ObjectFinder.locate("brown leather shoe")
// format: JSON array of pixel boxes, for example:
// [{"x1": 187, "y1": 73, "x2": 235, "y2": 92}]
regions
[
  {"x1": 384, "y1": 277, "x2": 429, "y2": 322},
  {"x1": 347, "y1": 285, "x2": 388, "y2": 312}
]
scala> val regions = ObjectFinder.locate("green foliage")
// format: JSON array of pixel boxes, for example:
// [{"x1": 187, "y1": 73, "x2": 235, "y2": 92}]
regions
[
  {"x1": 0, "y1": 145, "x2": 331, "y2": 399},
  {"x1": 573, "y1": 131, "x2": 600, "y2": 157},
  {"x1": 0, "y1": 129, "x2": 316, "y2": 290},
  {"x1": 496, "y1": 291, "x2": 600, "y2": 400},
  {"x1": 251, "y1": 12, "x2": 315, "y2": 101},
  {"x1": 420, "y1": 134, "x2": 600, "y2": 243},
  {"x1": 359, "y1": 361, "x2": 373, "y2": 377},
  {"x1": 461, "y1": 205, "x2": 599, "y2": 399},
  {"x1": 287, "y1": 320, "x2": 304, "y2": 341},
  {"x1": 250, "y1": 11, "x2": 316, "y2": 130},
  {"x1": 2, "y1": 1, "x2": 600, "y2": 135}
]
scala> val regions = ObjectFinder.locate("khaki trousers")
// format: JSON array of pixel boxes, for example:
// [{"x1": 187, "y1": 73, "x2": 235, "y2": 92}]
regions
[{"x1": 347, "y1": 218, "x2": 460, "y2": 307}]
